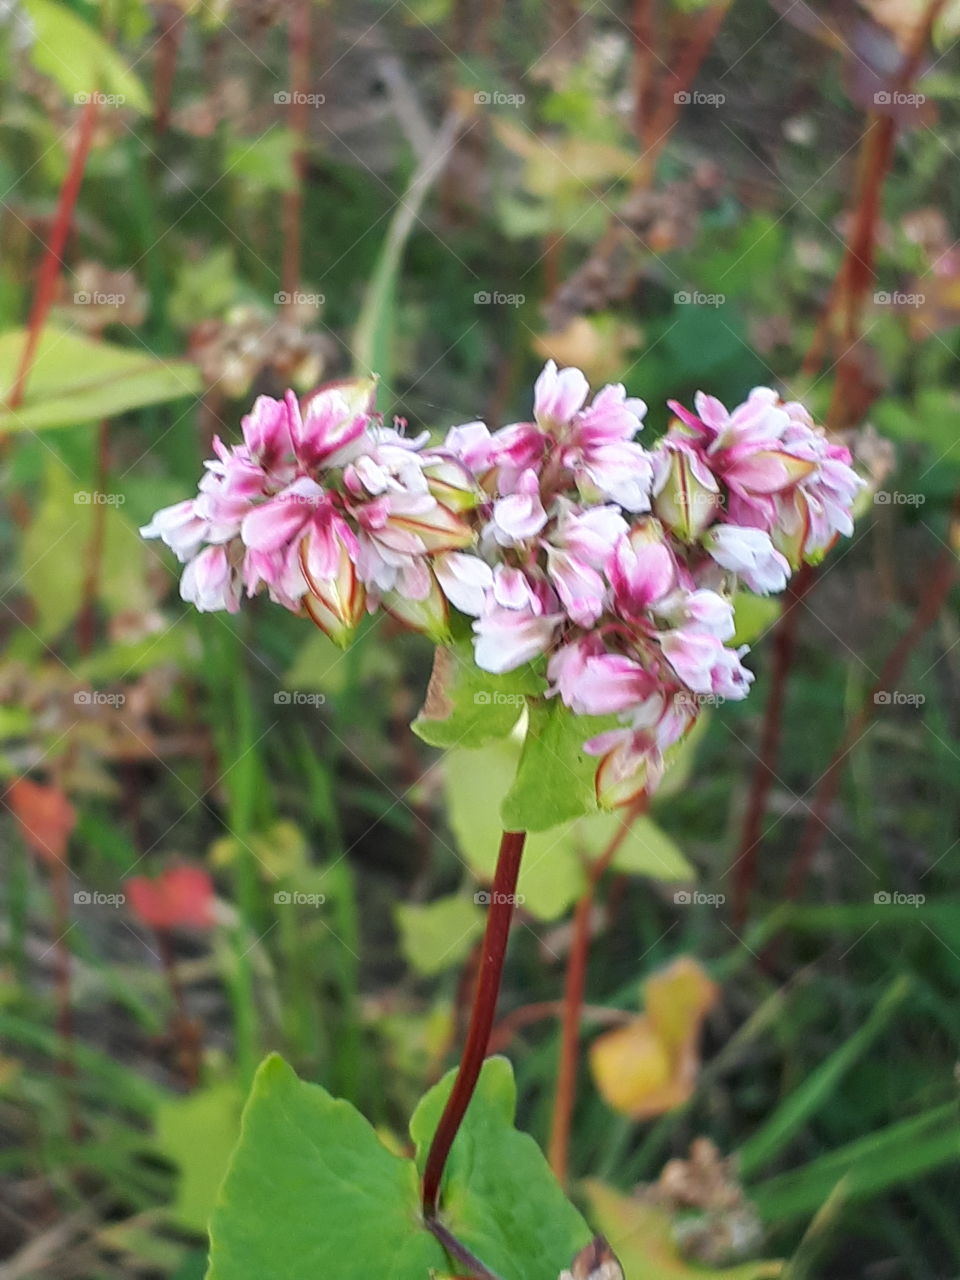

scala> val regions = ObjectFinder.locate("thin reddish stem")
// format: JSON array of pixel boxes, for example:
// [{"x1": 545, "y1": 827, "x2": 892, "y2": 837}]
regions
[
  {"x1": 4, "y1": 97, "x2": 99, "y2": 414},
  {"x1": 421, "y1": 829, "x2": 526, "y2": 1219},
  {"x1": 547, "y1": 800, "x2": 645, "y2": 1184},
  {"x1": 730, "y1": 565, "x2": 813, "y2": 927},
  {"x1": 731, "y1": 2, "x2": 944, "y2": 923}
]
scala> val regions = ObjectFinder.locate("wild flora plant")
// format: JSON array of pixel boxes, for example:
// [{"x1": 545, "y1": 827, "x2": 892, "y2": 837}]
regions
[{"x1": 142, "y1": 361, "x2": 861, "y2": 1279}]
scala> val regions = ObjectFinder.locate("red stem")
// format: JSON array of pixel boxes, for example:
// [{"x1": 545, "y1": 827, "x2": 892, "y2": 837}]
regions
[
  {"x1": 730, "y1": 566, "x2": 813, "y2": 928},
  {"x1": 421, "y1": 829, "x2": 526, "y2": 1219},
  {"x1": 732, "y1": 2, "x2": 943, "y2": 922},
  {"x1": 548, "y1": 799, "x2": 645, "y2": 1184},
  {"x1": 4, "y1": 97, "x2": 99, "y2": 414}
]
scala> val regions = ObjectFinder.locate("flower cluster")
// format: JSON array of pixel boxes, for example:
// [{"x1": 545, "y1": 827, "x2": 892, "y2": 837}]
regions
[{"x1": 143, "y1": 362, "x2": 862, "y2": 806}]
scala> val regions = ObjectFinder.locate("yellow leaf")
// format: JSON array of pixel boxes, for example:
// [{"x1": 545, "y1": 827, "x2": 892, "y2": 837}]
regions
[{"x1": 589, "y1": 958, "x2": 718, "y2": 1119}]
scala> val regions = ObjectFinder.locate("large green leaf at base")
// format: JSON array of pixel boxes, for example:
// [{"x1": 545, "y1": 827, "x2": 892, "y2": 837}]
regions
[
  {"x1": 410, "y1": 1056, "x2": 593, "y2": 1279},
  {"x1": 206, "y1": 1055, "x2": 445, "y2": 1280},
  {"x1": 206, "y1": 1055, "x2": 593, "y2": 1280},
  {"x1": 0, "y1": 328, "x2": 199, "y2": 432}
]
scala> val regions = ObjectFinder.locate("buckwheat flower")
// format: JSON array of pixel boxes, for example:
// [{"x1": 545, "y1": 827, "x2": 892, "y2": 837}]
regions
[
  {"x1": 491, "y1": 468, "x2": 549, "y2": 544},
  {"x1": 534, "y1": 359, "x2": 590, "y2": 428},
  {"x1": 473, "y1": 602, "x2": 564, "y2": 674},
  {"x1": 143, "y1": 378, "x2": 474, "y2": 644},
  {"x1": 548, "y1": 639, "x2": 656, "y2": 716},
  {"x1": 660, "y1": 629, "x2": 753, "y2": 700},
  {"x1": 180, "y1": 544, "x2": 242, "y2": 613},
  {"x1": 139, "y1": 499, "x2": 211, "y2": 562},
  {"x1": 704, "y1": 524, "x2": 790, "y2": 595},
  {"x1": 433, "y1": 552, "x2": 494, "y2": 616},
  {"x1": 608, "y1": 529, "x2": 676, "y2": 621}
]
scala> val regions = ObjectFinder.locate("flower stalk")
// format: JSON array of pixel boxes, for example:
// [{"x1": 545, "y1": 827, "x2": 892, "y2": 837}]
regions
[{"x1": 421, "y1": 829, "x2": 526, "y2": 1220}]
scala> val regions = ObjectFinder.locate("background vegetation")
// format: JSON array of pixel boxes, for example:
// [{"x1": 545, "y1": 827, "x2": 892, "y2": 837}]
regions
[{"x1": 2, "y1": 0, "x2": 960, "y2": 1276}]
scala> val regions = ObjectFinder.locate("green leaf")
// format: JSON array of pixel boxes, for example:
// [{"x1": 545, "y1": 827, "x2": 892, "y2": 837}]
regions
[
  {"x1": 738, "y1": 976, "x2": 911, "y2": 1178},
  {"x1": 732, "y1": 591, "x2": 781, "y2": 647},
  {"x1": 21, "y1": 0, "x2": 150, "y2": 112},
  {"x1": 501, "y1": 698, "x2": 613, "y2": 832},
  {"x1": 444, "y1": 740, "x2": 691, "y2": 919},
  {"x1": 0, "y1": 327, "x2": 199, "y2": 432},
  {"x1": 206, "y1": 1055, "x2": 446, "y2": 1280},
  {"x1": 597, "y1": 814, "x2": 694, "y2": 881},
  {"x1": 19, "y1": 456, "x2": 150, "y2": 639},
  {"x1": 207, "y1": 1055, "x2": 593, "y2": 1279},
  {"x1": 353, "y1": 114, "x2": 462, "y2": 385},
  {"x1": 410, "y1": 1057, "x2": 593, "y2": 1279},
  {"x1": 225, "y1": 129, "x2": 299, "y2": 195},
  {"x1": 395, "y1": 894, "x2": 484, "y2": 976},
  {"x1": 751, "y1": 1102, "x2": 960, "y2": 1224},
  {"x1": 155, "y1": 1082, "x2": 245, "y2": 1235},
  {"x1": 412, "y1": 643, "x2": 544, "y2": 749}
]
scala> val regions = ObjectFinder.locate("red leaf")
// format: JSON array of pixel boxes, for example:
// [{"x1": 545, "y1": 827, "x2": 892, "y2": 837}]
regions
[
  {"x1": 125, "y1": 865, "x2": 215, "y2": 931},
  {"x1": 7, "y1": 778, "x2": 76, "y2": 866}
]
